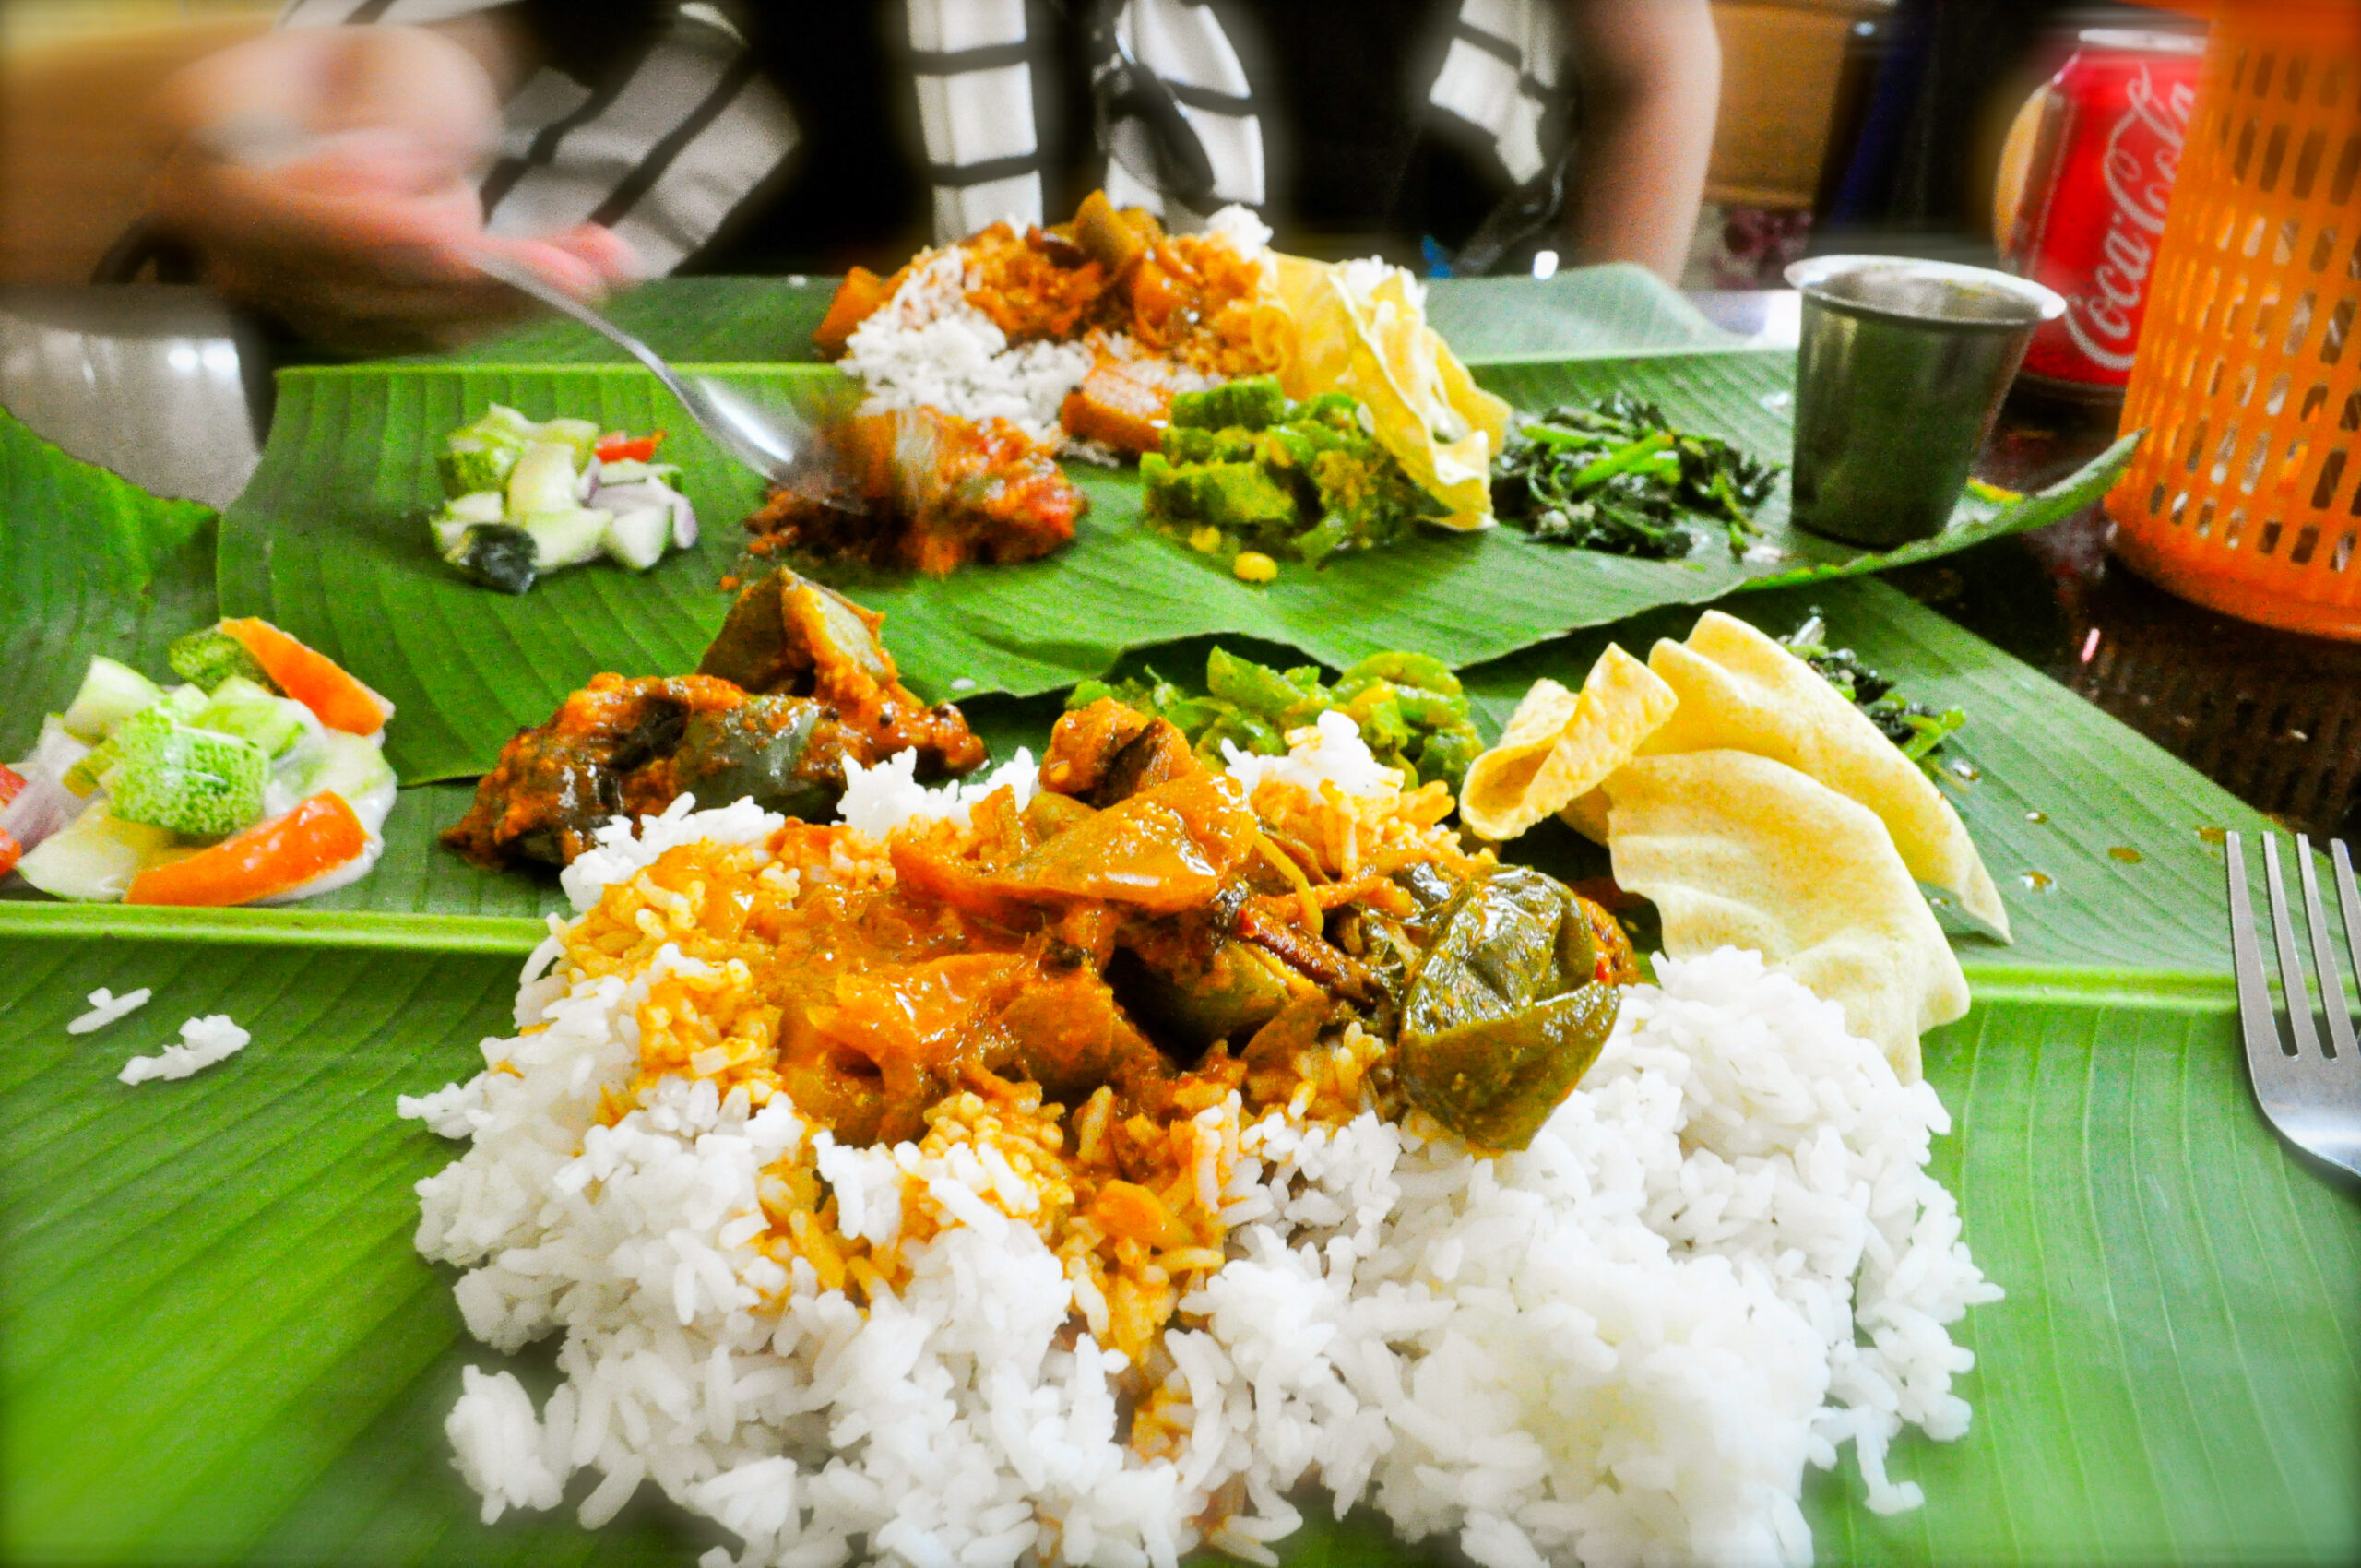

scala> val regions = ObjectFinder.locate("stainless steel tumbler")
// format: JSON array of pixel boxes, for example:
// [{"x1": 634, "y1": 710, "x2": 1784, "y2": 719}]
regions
[{"x1": 1785, "y1": 256, "x2": 2066, "y2": 549}]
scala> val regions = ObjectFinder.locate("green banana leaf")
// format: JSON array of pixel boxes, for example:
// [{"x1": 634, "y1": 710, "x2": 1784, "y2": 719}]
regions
[
  {"x1": 215, "y1": 350, "x2": 2133, "y2": 784},
  {"x1": 6, "y1": 939, "x2": 2354, "y2": 1567},
  {"x1": 0, "y1": 407, "x2": 219, "y2": 763},
  {"x1": 7, "y1": 269, "x2": 2355, "y2": 1568}
]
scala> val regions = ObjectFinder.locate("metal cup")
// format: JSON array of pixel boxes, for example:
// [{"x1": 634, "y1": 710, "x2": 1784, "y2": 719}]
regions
[{"x1": 1785, "y1": 255, "x2": 2066, "y2": 549}]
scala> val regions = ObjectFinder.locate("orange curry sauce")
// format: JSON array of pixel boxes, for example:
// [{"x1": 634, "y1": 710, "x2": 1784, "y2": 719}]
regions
[{"x1": 546, "y1": 704, "x2": 1484, "y2": 1413}]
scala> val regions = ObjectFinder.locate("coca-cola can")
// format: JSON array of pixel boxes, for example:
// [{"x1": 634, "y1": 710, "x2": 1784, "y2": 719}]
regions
[{"x1": 1998, "y1": 28, "x2": 2205, "y2": 399}]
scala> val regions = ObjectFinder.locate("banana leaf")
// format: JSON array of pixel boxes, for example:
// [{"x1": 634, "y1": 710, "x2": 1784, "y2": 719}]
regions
[
  {"x1": 0, "y1": 406, "x2": 219, "y2": 763},
  {"x1": 8, "y1": 274, "x2": 2355, "y2": 1568},
  {"x1": 5, "y1": 936, "x2": 2354, "y2": 1567},
  {"x1": 215, "y1": 350, "x2": 2134, "y2": 784}
]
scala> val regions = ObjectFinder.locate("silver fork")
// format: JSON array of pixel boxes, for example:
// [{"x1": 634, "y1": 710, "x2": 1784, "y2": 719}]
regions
[{"x1": 2225, "y1": 833, "x2": 2361, "y2": 1177}]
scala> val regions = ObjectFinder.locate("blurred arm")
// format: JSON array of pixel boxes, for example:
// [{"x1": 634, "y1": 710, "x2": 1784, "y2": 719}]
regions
[
  {"x1": 1557, "y1": 0, "x2": 1721, "y2": 281},
  {"x1": 146, "y1": 11, "x2": 635, "y2": 354}
]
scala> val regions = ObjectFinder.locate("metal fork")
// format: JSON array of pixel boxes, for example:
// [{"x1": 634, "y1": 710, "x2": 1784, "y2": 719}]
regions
[{"x1": 2225, "y1": 833, "x2": 2361, "y2": 1177}]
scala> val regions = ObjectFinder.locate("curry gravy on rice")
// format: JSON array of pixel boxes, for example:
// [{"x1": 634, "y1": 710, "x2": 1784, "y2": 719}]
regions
[{"x1": 547, "y1": 699, "x2": 1631, "y2": 1390}]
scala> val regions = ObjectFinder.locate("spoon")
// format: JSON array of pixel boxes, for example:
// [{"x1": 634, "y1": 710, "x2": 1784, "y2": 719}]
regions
[{"x1": 469, "y1": 249, "x2": 812, "y2": 489}]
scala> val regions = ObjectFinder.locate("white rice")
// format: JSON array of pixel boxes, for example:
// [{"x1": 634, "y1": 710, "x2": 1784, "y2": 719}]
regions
[
  {"x1": 836, "y1": 749, "x2": 1039, "y2": 842},
  {"x1": 400, "y1": 795, "x2": 1996, "y2": 1568},
  {"x1": 1221, "y1": 711, "x2": 1402, "y2": 800},
  {"x1": 119, "y1": 1014, "x2": 249, "y2": 1086},
  {"x1": 836, "y1": 208, "x2": 1269, "y2": 447},
  {"x1": 837, "y1": 248, "x2": 1097, "y2": 445},
  {"x1": 67, "y1": 986, "x2": 151, "y2": 1035}
]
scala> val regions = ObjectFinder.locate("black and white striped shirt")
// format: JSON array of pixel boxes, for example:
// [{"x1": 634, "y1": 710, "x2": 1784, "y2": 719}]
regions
[{"x1": 280, "y1": 0, "x2": 1574, "y2": 272}]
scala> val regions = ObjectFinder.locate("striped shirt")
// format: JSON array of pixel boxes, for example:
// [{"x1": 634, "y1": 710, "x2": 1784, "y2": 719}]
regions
[{"x1": 279, "y1": 0, "x2": 1574, "y2": 272}]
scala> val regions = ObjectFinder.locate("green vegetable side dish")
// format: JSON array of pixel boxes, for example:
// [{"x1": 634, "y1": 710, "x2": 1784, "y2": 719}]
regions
[
  {"x1": 1781, "y1": 609, "x2": 1966, "y2": 777},
  {"x1": 1141, "y1": 376, "x2": 1442, "y2": 570},
  {"x1": 11, "y1": 631, "x2": 397, "y2": 905},
  {"x1": 1490, "y1": 392, "x2": 1780, "y2": 559},
  {"x1": 1070, "y1": 645, "x2": 1483, "y2": 790},
  {"x1": 429, "y1": 406, "x2": 698, "y2": 594}
]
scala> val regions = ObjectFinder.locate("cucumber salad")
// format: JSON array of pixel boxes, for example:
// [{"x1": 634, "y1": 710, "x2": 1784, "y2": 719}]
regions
[
  {"x1": 0, "y1": 621, "x2": 397, "y2": 906},
  {"x1": 433, "y1": 406, "x2": 698, "y2": 592}
]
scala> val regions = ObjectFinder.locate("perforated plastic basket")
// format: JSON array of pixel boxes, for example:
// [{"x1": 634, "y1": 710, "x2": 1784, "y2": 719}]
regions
[{"x1": 2106, "y1": 1, "x2": 2361, "y2": 639}]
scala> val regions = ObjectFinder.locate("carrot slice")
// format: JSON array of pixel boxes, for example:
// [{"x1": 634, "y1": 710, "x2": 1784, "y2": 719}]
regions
[
  {"x1": 124, "y1": 791, "x2": 367, "y2": 907},
  {"x1": 218, "y1": 619, "x2": 393, "y2": 736},
  {"x1": 0, "y1": 827, "x2": 19, "y2": 879}
]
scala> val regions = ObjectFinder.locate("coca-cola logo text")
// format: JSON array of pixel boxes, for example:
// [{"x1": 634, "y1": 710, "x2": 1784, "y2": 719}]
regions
[{"x1": 2066, "y1": 66, "x2": 2197, "y2": 372}]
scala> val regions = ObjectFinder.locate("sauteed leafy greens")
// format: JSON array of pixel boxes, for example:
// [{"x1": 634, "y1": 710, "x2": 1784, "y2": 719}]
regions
[{"x1": 1490, "y1": 393, "x2": 1779, "y2": 559}]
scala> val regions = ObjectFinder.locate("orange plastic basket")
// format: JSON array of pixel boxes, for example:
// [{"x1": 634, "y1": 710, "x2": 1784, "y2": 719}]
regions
[{"x1": 2106, "y1": 1, "x2": 2361, "y2": 639}]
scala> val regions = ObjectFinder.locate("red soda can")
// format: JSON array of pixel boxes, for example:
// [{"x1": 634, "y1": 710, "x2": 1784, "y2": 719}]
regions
[{"x1": 1997, "y1": 28, "x2": 2206, "y2": 398}]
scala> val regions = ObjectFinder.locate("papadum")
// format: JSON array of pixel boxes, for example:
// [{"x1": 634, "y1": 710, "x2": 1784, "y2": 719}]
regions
[
  {"x1": 1603, "y1": 750, "x2": 1969, "y2": 1080},
  {"x1": 1459, "y1": 645, "x2": 1677, "y2": 842},
  {"x1": 1262, "y1": 255, "x2": 1510, "y2": 530},
  {"x1": 1562, "y1": 611, "x2": 2008, "y2": 940}
]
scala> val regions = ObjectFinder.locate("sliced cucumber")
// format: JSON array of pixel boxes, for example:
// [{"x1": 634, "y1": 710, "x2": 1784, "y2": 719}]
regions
[
  {"x1": 14, "y1": 807, "x2": 175, "y2": 902},
  {"x1": 604, "y1": 506, "x2": 673, "y2": 571},
  {"x1": 203, "y1": 675, "x2": 278, "y2": 709},
  {"x1": 438, "y1": 436, "x2": 519, "y2": 499},
  {"x1": 438, "y1": 406, "x2": 540, "y2": 497},
  {"x1": 60, "y1": 658, "x2": 164, "y2": 742},
  {"x1": 282, "y1": 730, "x2": 398, "y2": 835},
  {"x1": 63, "y1": 692, "x2": 206, "y2": 795},
  {"x1": 521, "y1": 508, "x2": 612, "y2": 570},
  {"x1": 108, "y1": 724, "x2": 269, "y2": 837},
  {"x1": 445, "y1": 490, "x2": 505, "y2": 524},
  {"x1": 505, "y1": 441, "x2": 581, "y2": 517},
  {"x1": 596, "y1": 457, "x2": 655, "y2": 486},
  {"x1": 478, "y1": 404, "x2": 541, "y2": 442},
  {"x1": 196, "y1": 682, "x2": 314, "y2": 759},
  {"x1": 539, "y1": 417, "x2": 601, "y2": 468}
]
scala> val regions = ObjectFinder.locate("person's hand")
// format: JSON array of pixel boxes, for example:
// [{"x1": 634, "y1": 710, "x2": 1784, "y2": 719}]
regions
[{"x1": 148, "y1": 24, "x2": 639, "y2": 355}]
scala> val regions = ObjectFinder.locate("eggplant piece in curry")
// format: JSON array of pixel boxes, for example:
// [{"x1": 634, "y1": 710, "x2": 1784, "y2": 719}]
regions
[{"x1": 443, "y1": 567, "x2": 984, "y2": 869}]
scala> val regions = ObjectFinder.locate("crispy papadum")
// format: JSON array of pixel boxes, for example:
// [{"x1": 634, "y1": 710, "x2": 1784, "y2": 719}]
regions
[
  {"x1": 1603, "y1": 750, "x2": 1968, "y2": 1079},
  {"x1": 1459, "y1": 646, "x2": 1677, "y2": 842},
  {"x1": 1260, "y1": 255, "x2": 1510, "y2": 530},
  {"x1": 1561, "y1": 612, "x2": 2008, "y2": 940}
]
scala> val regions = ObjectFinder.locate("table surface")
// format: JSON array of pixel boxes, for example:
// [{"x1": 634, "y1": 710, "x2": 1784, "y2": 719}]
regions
[{"x1": 5, "y1": 283, "x2": 2354, "y2": 841}]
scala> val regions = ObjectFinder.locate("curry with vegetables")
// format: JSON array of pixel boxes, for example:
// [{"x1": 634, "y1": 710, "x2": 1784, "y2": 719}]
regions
[
  {"x1": 739, "y1": 406, "x2": 1084, "y2": 576},
  {"x1": 569, "y1": 693, "x2": 1631, "y2": 1374},
  {"x1": 444, "y1": 568, "x2": 984, "y2": 868}
]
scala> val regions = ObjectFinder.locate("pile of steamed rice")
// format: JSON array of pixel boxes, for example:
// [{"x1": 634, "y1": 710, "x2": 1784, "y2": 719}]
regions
[
  {"x1": 836, "y1": 207, "x2": 1274, "y2": 452},
  {"x1": 399, "y1": 729, "x2": 1997, "y2": 1568}
]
